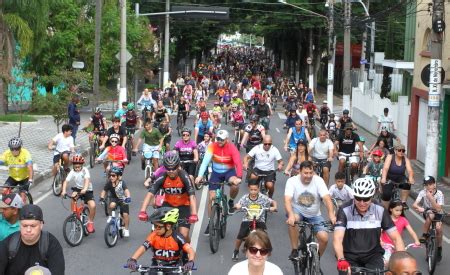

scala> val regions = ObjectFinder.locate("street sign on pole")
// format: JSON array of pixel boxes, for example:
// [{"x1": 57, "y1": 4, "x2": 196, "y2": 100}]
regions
[
  {"x1": 116, "y1": 49, "x2": 132, "y2": 63},
  {"x1": 428, "y1": 58, "x2": 441, "y2": 107}
]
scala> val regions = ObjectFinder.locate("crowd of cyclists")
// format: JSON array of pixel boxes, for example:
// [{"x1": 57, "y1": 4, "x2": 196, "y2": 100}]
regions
[{"x1": 0, "y1": 46, "x2": 446, "y2": 275}]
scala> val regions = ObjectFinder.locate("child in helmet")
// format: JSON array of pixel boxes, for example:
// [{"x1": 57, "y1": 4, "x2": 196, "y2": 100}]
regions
[
  {"x1": 99, "y1": 167, "x2": 131, "y2": 237},
  {"x1": 363, "y1": 149, "x2": 384, "y2": 183},
  {"x1": 61, "y1": 155, "x2": 96, "y2": 233},
  {"x1": 96, "y1": 133, "x2": 128, "y2": 174},
  {"x1": 124, "y1": 103, "x2": 140, "y2": 131},
  {"x1": 127, "y1": 207, "x2": 196, "y2": 271}
]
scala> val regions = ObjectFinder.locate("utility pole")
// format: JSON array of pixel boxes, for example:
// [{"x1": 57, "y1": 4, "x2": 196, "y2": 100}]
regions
[
  {"x1": 343, "y1": 0, "x2": 352, "y2": 111},
  {"x1": 368, "y1": 20, "x2": 375, "y2": 97},
  {"x1": 93, "y1": 0, "x2": 102, "y2": 108},
  {"x1": 358, "y1": 0, "x2": 369, "y2": 93},
  {"x1": 425, "y1": 0, "x2": 445, "y2": 178},
  {"x1": 162, "y1": 0, "x2": 170, "y2": 88},
  {"x1": 327, "y1": 0, "x2": 335, "y2": 112},
  {"x1": 308, "y1": 29, "x2": 314, "y2": 90},
  {"x1": 119, "y1": 0, "x2": 127, "y2": 104}
]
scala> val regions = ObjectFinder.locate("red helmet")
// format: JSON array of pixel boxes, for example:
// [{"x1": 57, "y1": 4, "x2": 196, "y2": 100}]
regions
[
  {"x1": 72, "y1": 155, "x2": 85, "y2": 164},
  {"x1": 372, "y1": 150, "x2": 383, "y2": 157},
  {"x1": 200, "y1": 112, "x2": 209, "y2": 119}
]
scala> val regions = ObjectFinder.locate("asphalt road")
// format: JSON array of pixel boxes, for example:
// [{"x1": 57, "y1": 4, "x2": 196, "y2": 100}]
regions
[{"x1": 29, "y1": 109, "x2": 450, "y2": 275}]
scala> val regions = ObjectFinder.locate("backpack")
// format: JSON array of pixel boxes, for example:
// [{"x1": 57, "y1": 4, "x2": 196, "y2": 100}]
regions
[{"x1": 8, "y1": 231, "x2": 49, "y2": 263}]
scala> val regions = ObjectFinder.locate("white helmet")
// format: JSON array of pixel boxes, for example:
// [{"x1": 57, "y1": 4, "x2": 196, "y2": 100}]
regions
[
  {"x1": 352, "y1": 177, "x2": 376, "y2": 198},
  {"x1": 216, "y1": 129, "x2": 229, "y2": 140}
]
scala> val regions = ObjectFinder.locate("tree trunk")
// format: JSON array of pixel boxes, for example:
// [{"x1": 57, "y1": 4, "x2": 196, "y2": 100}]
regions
[
  {"x1": 0, "y1": 3, "x2": 7, "y2": 115},
  {"x1": 313, "y1": 28, "x2": 323, "y2": 92}
]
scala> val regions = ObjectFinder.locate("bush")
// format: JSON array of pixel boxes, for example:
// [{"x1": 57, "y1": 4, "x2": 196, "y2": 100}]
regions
[{"x1": 30, "y1": 90, "x2": 70, "y2": 132}]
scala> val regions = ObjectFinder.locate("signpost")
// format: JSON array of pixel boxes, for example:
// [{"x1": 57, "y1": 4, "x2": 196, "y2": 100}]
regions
[{"x1": 428, "y1": 58, "x2": 441, "y2": 107}]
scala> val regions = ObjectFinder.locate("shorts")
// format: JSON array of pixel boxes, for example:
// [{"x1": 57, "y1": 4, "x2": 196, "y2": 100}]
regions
[
  {"x1": 338, "y1": 155, "x2": 359, "y2": 164},
  {"x1": 237, "y1": 221, "x2": 267, "y2": 240},
  {"x1": 288, "y1": 145, "x2": 297, "y2": 153},
  {"x1": 143, "y1": 144, "x2": 160, "y2": 159},
  {"x1": 381, "y1": 180, "x2": 411, "y2": 201},
  {"x1": 209, "y1": 169, "x2": 237, "y2": 191},
  {"x1": 161, "y1": 203, "x2": 191, "y2": 229},
  {"x1": 110, "y1": 198, "x2": 130, "y2": 214},
  {"x1": 5, "y1": 177, "x2": 30, "y2": 191},
  {"x1": 53, "y1": 151, "x2": 71, "y2": 164},
  {"x1": 72, "y1": 188, "x2": 95, "y2": 204},
  {"x1": 181, "y1": 162, "x2": 197, "y2": 176},
  {"x1": 252, "y1": 168, "x2": 276, "y2": 182},
  {"x1": 312, "y1": 157, "x2": 331, "y2": 169},
  {"x1": 163, "y1": 135, "x2": 171, "y2": 145},
  {"x1": 290, "y1": 210, "x2": 327, "y2": 233}
]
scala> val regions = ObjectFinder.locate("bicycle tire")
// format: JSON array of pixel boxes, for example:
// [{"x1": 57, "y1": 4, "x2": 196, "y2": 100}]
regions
[
  {"x1": 177, "y1": 116, "x2": 183, "y2": 137},
  {"x1": 119, "y1": 217, "x2": 124, "y2": 238},
  {"x1": 104, "y1": 221, "x2": 118, "y2": 247},
  {"x1": 52, "y1": 169, "x2": 63, "y2": 196},
  {"x1": 209, "y1": 204, "x2": 221, "y2": 253},
  {"x1": 126, "y1": 139, "x2": 132, "y2": 163},
  {"x1": 307, "y1": 245, "x2": 320, "y2": 275},
  {"x1": 104, "y1": 194, "x2": 111, "y2": 216},
  {"x1": 220, "y1": 202, "x2": 227, "y2": 239},
  {"x1": 82, "y1": 206, "x2": 90, "y2": 236},
  {"x1": 292, "y1": 259, "x2": 301, "y2": 275},
  {"x1": 89, "y1": 141, "x2": 95, "y2": 168},
  {"x1": 427, "y1": 236, "x2": 438, "y2": 274},
  {"x1": 234, "y1": 131, "x2": 240, "y2": 149},
  {"x1": 63, "y1": 214, "x2": 83, "y2": 247},
  {"x1": 22, "y1": 191, "x2": 33, "y2": 205}
]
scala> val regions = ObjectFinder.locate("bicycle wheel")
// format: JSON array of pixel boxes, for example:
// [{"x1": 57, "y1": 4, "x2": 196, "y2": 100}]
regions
[
  {"x1": 225, "y1": 110, "x2": 228, "y2": 125},
  {"x1": 104, "y1": 221, "x2": 118, "y2": 247},
  {"x1": 82, "y1": 206, "x2": 90, "y2": 236},
  {"x1": 21, "y1": 191, "x2": 33, "y2": 205},
  {"x1": 126, "y1": 139, "x2": 132, "y2": 163},
  {"x1": 427, "y1": 237, "x2": 438, "y2": 274},
  {"x1": 144, "y1": 165, "x2": 152, "y2": 181},
  {"x1": 220, "y1": 205, "x2": 227, "y2": 239},
  {"x1": 63, "y1": 214, "x2": 83, "y2": 247},
  {"x1": 307, "y1": 245, "x2": 320, "y2": 275},
  {"x1": 89, "y1": 141, "x2": 95, "y2": 168},
  {"x1": 291, "y1": 259, "x2": 301, "y2": 275},
  {"x1": 209, "y1": 204, "x2": 221, "y2": 253},
  {"x1": 104, "y1": 194, "x2": 111, "y2": 216},
  {"x1": 177, "y1": 116, "x2": 183, "y2": 136},
  {"x1": 234, "y1": 131, "x2": 240, "y2": 149},
  {"x1": 52, "y1": 169, "x2": 62, "y2": 196}
]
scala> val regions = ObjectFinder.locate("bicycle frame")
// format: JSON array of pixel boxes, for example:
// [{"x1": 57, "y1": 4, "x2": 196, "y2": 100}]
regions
[
  {"x1": 338, "y1": 152, "x2": 359, "y2": 186},
  {"x1": 239, "y1": 207, "x2": 269, "y2": 231},
  {"x1": 0, "y1": 185, "x2": 33, "y2": 204},
  {"x1": 423, "y1": 209, "x2": 446, "y2": 274},
  {"x1": 313, "y1": 160, "x2": 328, "y2": 178}
]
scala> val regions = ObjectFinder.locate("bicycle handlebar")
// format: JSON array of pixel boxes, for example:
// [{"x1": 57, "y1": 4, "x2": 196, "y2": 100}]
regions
[
  {"x1": 349, "y1": 266, "x2": 387, "y2": 274},
  {"x1": 123, "y1": 265, "x2": 197, "y2": 273},
  {"x1": 294, "y1": 220, "x2": 334, "y2": 231}
]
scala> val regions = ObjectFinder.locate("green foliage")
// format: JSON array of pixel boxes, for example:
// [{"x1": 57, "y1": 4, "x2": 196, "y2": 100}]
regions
[
  {"x1": 30, "y1": 89, "x2": 70, "y2": 131},
  {"x1": 0, "y1": 114, "x2": 37, "y2": 122}
]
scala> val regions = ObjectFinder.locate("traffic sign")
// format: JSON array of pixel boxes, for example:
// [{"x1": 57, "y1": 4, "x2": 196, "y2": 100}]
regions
[
  {"x1": 116, "y1": 49, "x2": 133, "y2": 63},
  {"x1": 306, "y1": 57, "x2": 312, "y2": 65}
]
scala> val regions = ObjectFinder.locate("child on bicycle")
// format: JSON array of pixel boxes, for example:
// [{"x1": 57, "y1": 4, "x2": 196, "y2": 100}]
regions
[
  {"x1": 231, "y1": 181, "x2": 277, "y2": 262},
  {"x1": 99, "y1": 167, "x2": 131, "y2": 237},
  {"x1": 363, "y1": 149, "x2": 384, "y2": 185},
  {"x1": 412, "y1": 176, "x2": 445, "y2": 261},
  {"x1": 157, "y1": 118, "x2": 172, "y2": 152},
  {"x1": 127, "y1": 207, "x2": 196, "y2": 272},
  {"x1": 96, "y1": 133, "x2": 128, "y2": 175},
  {"x1": 380, "y1": 200, "x2": 420, "y2": 266},
  {"x1": 328, "y1": 172, "x2": 353, "y2": 205},
  {"x1": 60, "y1": 155, "x2": 96, "y2": 233}
]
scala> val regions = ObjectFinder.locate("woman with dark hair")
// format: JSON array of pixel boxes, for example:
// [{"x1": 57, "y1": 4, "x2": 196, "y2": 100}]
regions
[
  {"x1": 284, "y1": 139, "x2": 310, "y2": 176},
  {"x1": 369, "y1": 138, "x2": 390, "y2": 160},
  {"x1": 228, "y1": 230, "x2": 283, "y2": 275}
]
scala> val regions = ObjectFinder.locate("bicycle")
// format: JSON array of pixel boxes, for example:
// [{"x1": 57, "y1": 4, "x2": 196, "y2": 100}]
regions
[
  {"x1": 232, "y1": 122, "x2": 244, "y2": 149},
  {"x1": 331, "y1": 198, "x2": 344, "y2": 216},
  {"x1": 307, "y1": 116, "x2": 317, "y2": 138},
  {"x1": 142, "y1": 149, "x2": 160, "y2": 181},
  {"x1": 123, "y1": 264, "x2": 196, "y2": 274},
  {"x1": 202, "y1": 180, "x2": 229, "y2": 253},
  {"x1": 52, "y1": 151, "x2": 70, "y2": 197},
  {"x1": 236, "y1": 206, "x2": 274, "y2": 233},
  {"x1": 98, "y1": 159, "x2": 126, "y2": 215},
  {"x1": 421, "y1": 208, "x2": 448, "y2": 275},
  {"x1": 62, "y1": 189, "x2": 91, "y2": 247},
  {"x1": 290, "y1": 220, "x2": 334, "y2": 275},
  {"x1": 260, "y1": 116, "x2": 270, "y2": 131},
  {"x1": 382, "y1": 243, "x2": 422, "y2": 268},
  {"x1": 338, "y1": 152, "x2": 359, "y2": 187},
  {"x1": 194, "y1": 155, "x2": 209, "y2": 190},
  {"x1": 125, "y1": 126, "x2": 136, "y2": 163},
  {"x1": 104, "y1": 199, "x2": 128, "y2": 248},
  {"x1": 0, "y1": 184, "x2": 33, "y2": 204},
  {"x1": 88, "y1": 130, "x2": 104, "y2": 168},
  {"x1": 313, "y1": 159, "x2": 328, "y2": 178}
]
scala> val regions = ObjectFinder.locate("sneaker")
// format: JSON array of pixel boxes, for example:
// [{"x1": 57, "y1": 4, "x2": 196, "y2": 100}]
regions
[
  {"x1": 419, "y1": 233, "x2": 430, "y2": 243},
  {"x1": 228, "y1": 200, "x2": 235, "y2": 215},
  {"x1": 437, "y1": 247, "x2": 442, "y2": 262},
  {"x1": 123, "y1": 229, "x2": 130, "y2": 237},
  {"x1": 204, "y1": 224, "x2": 210, "y2": 236},
  {"x1": 289, "y1": 249, "x2": 299, "y2": 260},
  {"x1": 402, "y1": 202, "x2": 409, "y2": 210},
  {"x1": 86, "y1": 222, "x2": 95, "y2": 233},
  {"x1": 232, "y1": 250, "x2": 239, "y2": 262}
]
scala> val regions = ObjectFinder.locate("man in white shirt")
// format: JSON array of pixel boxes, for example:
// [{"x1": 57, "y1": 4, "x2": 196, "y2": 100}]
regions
[
  {"x1": 243, "y1": 86, "x2": 254, "y2": 102},
  {"x1": 48, "y1": 124, "x2": 76, "y2": 176},
  {"x1": 285, "y1": 160, "x2": 336, "y2": 259},
  {"x1": 308, "y1": 129, "x2": 334, "y2": 186},
  {"x1": 377, "y1": 107, "x2": 395, "y2": 133},
  {"x1": 243, "y1": 135, "x2": 283, "y2": 198}
]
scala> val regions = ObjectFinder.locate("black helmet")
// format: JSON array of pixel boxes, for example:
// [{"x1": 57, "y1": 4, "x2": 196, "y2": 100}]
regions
[
  {"x1": 8, "y1": 137, "x2": 23, "y2": 150},
  {"x1": 148, "y1": 207, "x2": 179, "y2": 224},
  {"x1": 250, "y1": 114, "x2": 259, "y2": 122},
  {"x1": 162, "y1": 151, "x2": 180, "y2": 170},
  {"x1": 181, "y1": 128, "x2": 191, "y2": 135},
  {"x1": 343, "y1": 109, "x2": 349, "y2": 115}
]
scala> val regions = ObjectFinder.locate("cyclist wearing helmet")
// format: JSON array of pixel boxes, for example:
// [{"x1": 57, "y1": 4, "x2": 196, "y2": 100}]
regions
[
  {"x1": 363, "y1": 149, "x2": 384, "y2": 183},
  {"x1": 139, "y1": 152, "x2": 198, "y2": 243},
  {"x1": 240, "y1": 115, "x2": 266, "y2": 153},
  {"x1": 338, "y1": 109, "x2": 356, "y2": 131},
  {"x1": 194, "y1": 112, "x2": 214, "y2": 144},
  {"x1": 319, "y1": 100, "x2": 330, "y2": 125},
  {"x1": 174, "y1": 128, "x2": 198, "y2": 183},
  {"x1": 85, "y1": 107, "x2": 107, "y2": 143},
  {"x1": 0, "y1": 137, "x2": 33, "y2": 197},
  {"x1": 174, "y1": 97, "x2": 189, "y2": 126},
  {"x1": 133, "y1": 119, "x2": 164, "y2": 172},
  {"x1": 99, "y1": 167, "x2": 131, "y2": 237},
  {"x1": 128, "y1": 207, "x2": 196, "y2": 272},
  {"x1": 124, "y1": 103, "x2": 140, "y2": 133},
  {"x1": 254, "y1": 97, "x2": 272, "y2": 130},
  {"x1": 230, "y1": 93, "x2": 244, "y2": 109},
  {"x1": 61, "y1": 155, "x2": 96, "y2": 233},
  {"x1": 48, "y1": 124, "x2": 76, "y2": 177},
  {"x1": 284, "y1": 108, "x2": 301, "y2": 129},
  {"x1": 195, "y1": 130, "x2": 243, "y2": 233},
  {"x1": 325, "y1": 113, "x2": 338, "y2": 140},
  {"x1": 97, "y1": 132, "x2": 128, "y2": 174},
  {"x1": 230, "y1": 103, "x2": 246, "y2": 143},
  {"x1": 334, "y1": 177, "x2": 404, "y2": 274}
]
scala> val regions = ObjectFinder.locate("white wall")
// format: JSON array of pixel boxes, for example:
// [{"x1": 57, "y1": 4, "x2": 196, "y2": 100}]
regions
[
  {"x1": 351, "y1": 87, "x2": 410, "y2": 149},
  {"x1": 372, "y1": 73, "x2": 404, "y2": 94}
]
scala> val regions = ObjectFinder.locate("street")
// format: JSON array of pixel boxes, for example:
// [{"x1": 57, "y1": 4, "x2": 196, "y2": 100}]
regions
[{"x1": 29, "y1": 110, "x2": 450, "y2": 275}]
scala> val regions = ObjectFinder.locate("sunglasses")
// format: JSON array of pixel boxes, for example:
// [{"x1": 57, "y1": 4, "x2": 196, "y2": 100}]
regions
[
  {"x1": 397, "y1": 149, "x2": 406, "y2": 153},
  {"x1": 154, "y1": 224, "x2": 164, "y2": 230},
  {"x1": 110, "y1": 140, "x2": 119, "y2": 144},
  {"x1": 166, "y1": 167, "x2": 178, "y2": 172},
  {"x1": 354, "y1": 196, "x2": 372, "y2": 202},
  {"x1": 248, "y1": 246, "x2": 270, "y2": 256},
  {"x1": 10, "y1": 148, "x2": 21, "y2": 152},
  {"x1": 182, "y1": 134, "x2": 190, "y2": 137},
  {"x1": 263, "y1": 143, "x2": 272, "y2": 146},
  {"x1": 216, "y1": 137, "x2": 225, "y2": 142},
  {"x1": 109, "y1": 174, "x2": 118, "y2": 178}
]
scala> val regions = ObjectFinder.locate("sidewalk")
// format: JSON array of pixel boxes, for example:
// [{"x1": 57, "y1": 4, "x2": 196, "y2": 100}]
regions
[{"x1": 0, "y1": 115, "x2": 90, "y2": 186}]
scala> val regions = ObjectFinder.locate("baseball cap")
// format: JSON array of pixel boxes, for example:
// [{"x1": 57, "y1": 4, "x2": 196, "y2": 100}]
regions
[
  {"x1": 216, "y1": 129, "x2": 229, "y2": 140},
  {"x1": 25, "y1": 265, "x2": 51, "y2": 275},
  {"x1": 345, "y1": 123, "x2": 353, "y2": 129},
  {"x1": 20, "y1": 204, "x2": 44, "y2": 221},
  {"x1": 423, "y1": 176, "x2": 436, "y2": 185},
  {"x1": 0, "y1": 194, "x2": 24, "y2": 209},
  {"x1": 394, "y1": 144, "x2": 406, "y2": 150}
]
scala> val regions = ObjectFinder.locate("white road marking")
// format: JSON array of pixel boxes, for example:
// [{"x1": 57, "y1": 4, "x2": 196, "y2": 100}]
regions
[
  {"x1": 278, "y1": 112, "x2": 287, "y2": 120},
  {"x1": 34, "y1": 189, "x2": 53, "y2": 205},
  {"x1": 408, "y1": 209, "x2": 450, "y2": 244},
  {"x1": 276, "y1": 128, "x2": 280, "y2": 133},
  {"x1": 191, "y1": 187, "x2": 208, "y2": 250}
]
